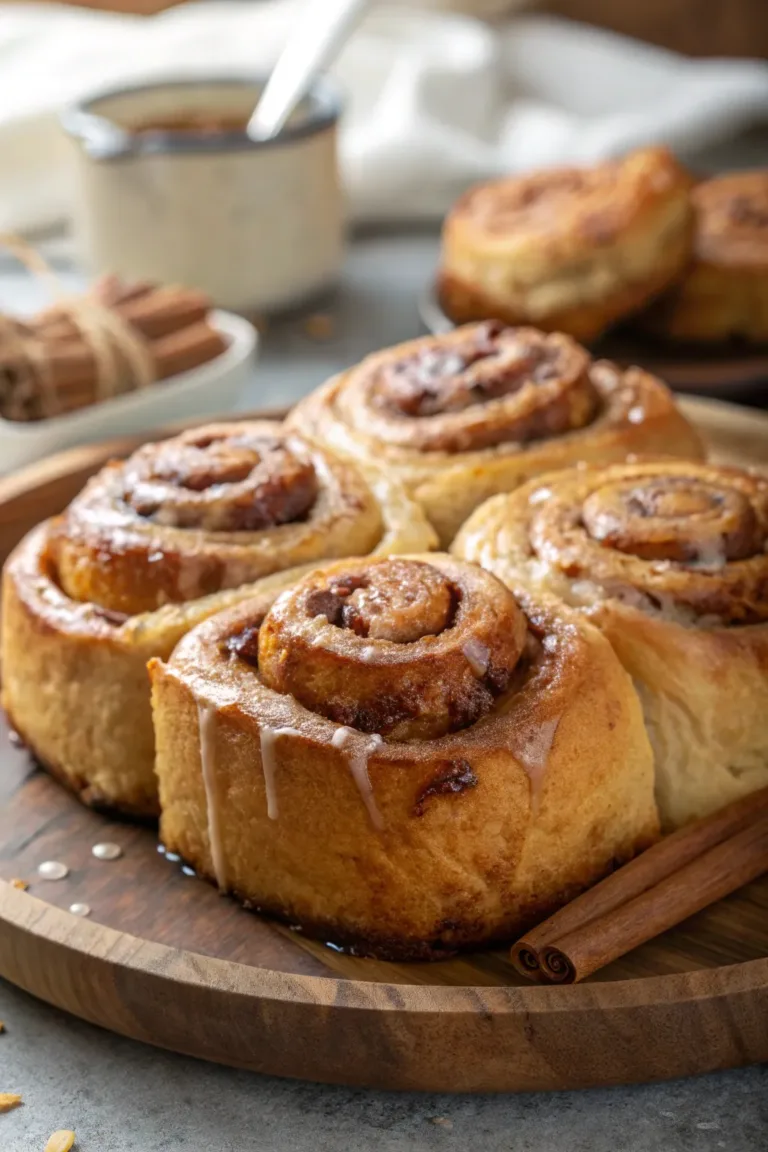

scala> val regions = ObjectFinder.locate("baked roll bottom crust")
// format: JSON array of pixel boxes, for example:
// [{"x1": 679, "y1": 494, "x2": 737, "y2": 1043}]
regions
[
  {"x1": 151, "y1": 554, "x2": 658, "y2": 957},
  {"x1": 290, "y1": 323, "x2": 704, "y2": 547},
  {"x1": 1, "y1": 526, "x2": 302, "y2": 814},
  {"x1": 439, "y1": 148, "x2": 693, "y2": 342},
  {"x1": 453, "y1": 459, "x2": 768, "y2": 830},
  {"x1": 640, "y1": 171, "x2": 768, "y2": 343},
  {"x1": 1, "y1": 423, "x2": 436, "y2": 815}
]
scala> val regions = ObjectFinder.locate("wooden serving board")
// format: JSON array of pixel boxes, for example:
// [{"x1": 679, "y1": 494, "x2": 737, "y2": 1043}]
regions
[{"x1": 1, "y1": 397, "x2": 767, "y2": 1092}]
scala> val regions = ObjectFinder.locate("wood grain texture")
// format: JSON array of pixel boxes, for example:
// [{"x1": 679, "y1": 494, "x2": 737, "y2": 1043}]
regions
[{"x1": 0, "y1": 398, "x2": 767, "y2": 1090}]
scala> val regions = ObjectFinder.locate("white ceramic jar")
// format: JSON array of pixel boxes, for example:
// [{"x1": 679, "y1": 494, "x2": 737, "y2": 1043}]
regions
[{"x1": 61, "y1": 78, "x2": 345, "y2": 313}]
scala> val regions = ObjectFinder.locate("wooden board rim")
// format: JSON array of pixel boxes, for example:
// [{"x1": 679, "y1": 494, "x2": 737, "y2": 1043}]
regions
[
  {"x1": 1, "y1": 396, "x2": 768, "y2": 1090},
  {"x1": 2, "y1": 883, "x2": 767, "y2": 1091},
  {"x1": 3, "y1": 883, "x2": 768, "y2": 1011}
]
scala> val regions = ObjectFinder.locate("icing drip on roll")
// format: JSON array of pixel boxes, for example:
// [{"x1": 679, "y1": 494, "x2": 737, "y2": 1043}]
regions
[
  {"x1": 510, "y1": 716, "x2": 561, "y2": 815},
  {"x1": 331, "y1": 727, "x2": 385, "y2": 830},
  {"x1": 258, "y1": 726, "x2": 303, "y2": 819},
  {"x1": 462, "y1": 638, "x2": 490, "y2": 677},
  {"x1": 257, "y1": 723, "x2": 385, "y2": 830},
  {"x1": 197, "y1": 700, "x2": 227, "y2": 891}
]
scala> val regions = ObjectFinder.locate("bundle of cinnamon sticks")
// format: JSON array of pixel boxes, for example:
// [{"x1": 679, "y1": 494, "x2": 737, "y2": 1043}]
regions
[
  {"x1": 0, "y1": 276, "x2": 228, "y2": 422},
  {"x1": 511, "y1": 785, "x2": 768, "y2": 984}
]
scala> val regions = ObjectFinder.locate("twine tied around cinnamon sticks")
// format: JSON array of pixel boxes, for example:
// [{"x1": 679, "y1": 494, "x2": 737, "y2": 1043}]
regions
[
  {"x1": 0, "y1": 236, "x2": 227, "y2": 422},
  {"x1": 510, "y1": 785, "x2": 768, "y2": 984}
]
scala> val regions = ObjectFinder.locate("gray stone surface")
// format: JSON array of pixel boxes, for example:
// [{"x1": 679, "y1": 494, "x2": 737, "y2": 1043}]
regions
[
  {"x1": 1, "y1": 226, "x2": 767, "y2": 1151},
  {"x1": 1, "y1": 978, "x2": 767, "y2": 1152}
]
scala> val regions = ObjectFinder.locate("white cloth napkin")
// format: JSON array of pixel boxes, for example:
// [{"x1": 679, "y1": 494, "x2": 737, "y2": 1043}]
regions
[{"x1": 0, "y1": 0, "x2": 766, "y2": 235}]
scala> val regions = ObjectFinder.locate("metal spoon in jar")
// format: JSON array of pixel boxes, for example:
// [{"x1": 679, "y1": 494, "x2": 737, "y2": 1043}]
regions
[{"x1": 247, "y1": 0, "x2": 371, "y2": 141}]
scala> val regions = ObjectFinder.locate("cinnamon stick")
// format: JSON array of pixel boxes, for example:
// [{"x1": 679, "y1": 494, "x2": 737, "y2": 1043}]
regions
[
  {"x1": 0, "y1": 320, "x2": 227, "y2": 416},
  {"x1": 0, "y1": 242, "x2": 232, "y2": 421},
  {"x1": 151, "y1": 320, "x2": 228, "y2": 378},
  {"x1": 511, "y1": 785, "x2": 768, "y2": 984},
  {"x1": 35, "y1": 286, "x2": 211, "y2": 343},
  {"x1": 92, "y1": 276, "x2": 155, "y2": 308}
]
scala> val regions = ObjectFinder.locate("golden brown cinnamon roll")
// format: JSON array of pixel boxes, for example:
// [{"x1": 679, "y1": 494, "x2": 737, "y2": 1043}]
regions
[
  {"x1": 453, "y1": 459, "x2": 768, "y2": 830},
  {"x1": 1, "y1": 422, "x2": 436, "y2": 815},
  {"x1": 290, "y1": 322, "x2": 704, "y2": 545},
  {"x1": 438, "y1": 147, "x2": 693, "y2": 342},
  {"x1": 640, "y1": 171, "x2": 768, "y2": 343},
  {"x1": 150, "y1": 554, "x2": 658, "y2": 958}
]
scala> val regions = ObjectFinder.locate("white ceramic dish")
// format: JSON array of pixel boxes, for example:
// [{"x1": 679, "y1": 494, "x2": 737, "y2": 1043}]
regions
[
  {"x1": 0, "y1": 310, "x2": 257, "y2": 473},
  {"x1": 62, "y1": 77, "x2": 345, "y2": 313}
]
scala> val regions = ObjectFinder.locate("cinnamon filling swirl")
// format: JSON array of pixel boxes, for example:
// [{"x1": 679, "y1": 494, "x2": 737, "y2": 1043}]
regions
[
  {"x1": 46, "y1": 420, "x2": 388, "y2": 616},
  {"x1": 354, "y1": 323, "x2": 600, "y2": 453},
  {"x1": 123, "y1": 428, "x2": 319, "y2": 531},
  {"x1": 581, "y1": 478, "x2": 762, "y2": 564},
  {"x1": 231, "y1": 556, "x2": 527, "y2": 741},
  {"x1": 530, "y1": 463, "x2": 768, "y2": 623},
  {"x1": 463, "y1": 167, "x2": 623, "y2": 240}
]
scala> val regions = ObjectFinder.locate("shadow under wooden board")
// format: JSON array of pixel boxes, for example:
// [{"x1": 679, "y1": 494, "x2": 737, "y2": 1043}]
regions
[{"x1": 0, "y1": 396, "x2": 767, "y2": 1092}]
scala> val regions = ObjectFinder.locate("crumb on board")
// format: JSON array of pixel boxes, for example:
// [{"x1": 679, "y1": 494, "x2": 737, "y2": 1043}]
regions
[
  {"x1": 302, "y1": 313, "x2": 336, "y2": 341},
  {"x1": 45, "y1": 1131, "x2": 76, "y2": 1152},
  {"x1": 10, "y1": 878, "x2": 29, "y2": 891},
  {"x1": 430, "y1": 1117, "x2": 454, "y2": 1129},
  {"x1": 0, "y1": 1093, "x2": 22, "y2": 1113}
]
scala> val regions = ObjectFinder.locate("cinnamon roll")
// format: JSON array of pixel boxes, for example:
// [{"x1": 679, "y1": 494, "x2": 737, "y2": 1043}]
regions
[
  {"x1": 1, "y1": 422, "x2": 436, "y2": 815},
  {"x1": 640, "y1": 171, "x2": 768, "y2": 343},
  {"x1": 290, "y1": 322, "x2": 704, "y2": 545},
  {"x1": 453, "y1": 459, "x2": 768, "y2": 830},
  {"x1": 150, "y1": 553, "x2": 658, "y2": 958},
  {"x1": 438, "y1": 147, "x2": 693, "y2": 342}
]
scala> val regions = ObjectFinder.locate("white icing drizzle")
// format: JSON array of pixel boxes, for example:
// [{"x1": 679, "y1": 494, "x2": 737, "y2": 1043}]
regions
[
  {"x1": 528, "y1": 486, "x2": 552, "y2": 506},
  {"x1": 462, "y1": 638, "x2": 490, "y2": 677},
  {"x1": 197, "y1": 701, "x2": 227, "y2": 892},
  {"x1": 524, "y1": 557, "x2": 557, "y2": 590},
  {"x1": 627, "y1": 405, "x2": 645, "y2": 424},
  {"x1": 569, "y1": 579, "x2": 606, "y2": 605},
  {"x1": 359, "y1": 645, "x2": 379, "y2": 663},
  {"x1": 331, "y1": 726, "x2": 384, "y2": 830},
  {"x1": 686, "y1": 537, "x2": 727, "y2": 572},
  {"x1": 259, "y1": 726, "x2": 303, "y2": 819},
  {"x1": 306, "y1": 617, "x2": 334, "y2": 647},
  {"x1": 512, "y1": 717, "x2": 560, "y2": 815}
]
